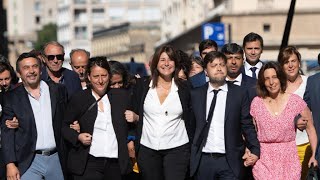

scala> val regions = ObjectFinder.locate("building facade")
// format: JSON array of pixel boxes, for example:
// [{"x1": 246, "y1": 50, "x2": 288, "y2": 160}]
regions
[{"x1": 57, "y1": 0, "x2": 161, "y2": 63}]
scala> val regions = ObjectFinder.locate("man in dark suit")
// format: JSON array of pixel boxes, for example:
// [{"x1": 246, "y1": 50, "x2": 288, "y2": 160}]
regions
[
  {"x1": 1, "y1": 52, "x2": 68, "y2": 180},
  {"x1": 304, "y1": 54, "x2": 320, "y2": 170},
  {"x1": 221, "y1": 43, "x2": 257, "y2": 101},
  {"x1": 190, "y1": 51, "x2": 260, "y2": 179},
  {"x1": 241, "y1": 32, "x2": 264, "y2": 79},
  {"x1": 41, "y1": 41, "x2": 82, "y2": 97}
]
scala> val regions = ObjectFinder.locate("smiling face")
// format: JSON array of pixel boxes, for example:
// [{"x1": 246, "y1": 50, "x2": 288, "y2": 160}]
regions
[
  {"x1": 17, "y1": 57, "x2": 41, "y2": 88},
  {"x1": 157, "y1": 52, "x2": 175, "y2": 79},
  {"x1": 244, "y1": 40, "x2": 263, "y2": 65},
  {"x1": 263, "y1": 68, "x2": 281, "y2": 96},
  {"x1": 205, "y1": 57, "x2": 227, "y2": 84},
  {"x1": 88, "y1": 65, "x2": 110, "y2": 97},
  {"x1": 283, "y1": 53, "x2": 300, "y2": 80}
]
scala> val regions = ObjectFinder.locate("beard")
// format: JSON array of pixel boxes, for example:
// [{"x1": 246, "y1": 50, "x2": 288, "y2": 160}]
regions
[{"x1": 209, "y1": 76, "x2": 226, "y2": 85}]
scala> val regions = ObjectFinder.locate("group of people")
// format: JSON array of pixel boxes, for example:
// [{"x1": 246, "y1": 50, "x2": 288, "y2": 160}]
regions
[{"x1": 0, "y1": 31, "x2": 319, "y2": 180}]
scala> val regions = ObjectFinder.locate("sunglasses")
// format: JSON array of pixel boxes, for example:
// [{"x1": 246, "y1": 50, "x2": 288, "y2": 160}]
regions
[{"x1": 46, "y1": 54, "x2": 64, "y2": 61}]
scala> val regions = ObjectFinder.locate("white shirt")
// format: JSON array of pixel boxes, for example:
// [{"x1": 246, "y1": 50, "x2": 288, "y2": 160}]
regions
[
  {"x1": 244, "y1": 61, "x2": 263, "y2": 78},
  {"x1": 140, "y1": 79, "x2": 189, "y2": 150},
  {"x1": 89, "y1": 91, "x2": 118, "y2": 158},
  {"x1": 294, "y1": 75, "x2": 309, "y2": 145},
  {"x1": 226, "y1": 73, "x2": 242, "y2": 86},
  {"x1": 27, "y1": 81, "x2": 56, "y2": 150},
  {"x1": 202, "y1": 83, "x2": 228, "y2": 153}
]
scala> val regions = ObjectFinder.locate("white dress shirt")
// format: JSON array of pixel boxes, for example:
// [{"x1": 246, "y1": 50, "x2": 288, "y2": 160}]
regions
[
  {"x1": 27, "y1": 81, "x2": 56, "y2": 150},
  {"x1": 226, "y1": 73, "x2": 242, "y2": 86},
  {"x1": 244, "y1": 60, "x2": 263, "y2": 78},
  {"x1": 294, "y1": 75, "x2": 309, "y2": 145},
  {"x1": 202, "y1": 83, "x2": 228, "y2": 153},
  {"x1": 89, "y1": 91, "x2": 118, "y2": 158},
  {"x1": 140, "y1": 79, "x2": 189, "y2": 150}
]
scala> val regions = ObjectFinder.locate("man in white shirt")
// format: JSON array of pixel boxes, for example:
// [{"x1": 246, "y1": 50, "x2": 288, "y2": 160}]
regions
[
  {"x1": 242, "y1": 32, "x2": 264, "y2": 79},
  {"x1": 190, "y1": 51, "x2": 260, "y2": 179}
]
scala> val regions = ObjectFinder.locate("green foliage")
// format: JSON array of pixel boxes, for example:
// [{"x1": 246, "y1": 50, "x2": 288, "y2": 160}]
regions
[{"x1": 34, "y1": 23, "x2": 57, "y2": 50}]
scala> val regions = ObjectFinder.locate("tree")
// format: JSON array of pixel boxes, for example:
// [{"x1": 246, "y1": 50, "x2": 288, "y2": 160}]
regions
[{"x1": 34, "y1": 23, "x2": 57, "y2": 50}]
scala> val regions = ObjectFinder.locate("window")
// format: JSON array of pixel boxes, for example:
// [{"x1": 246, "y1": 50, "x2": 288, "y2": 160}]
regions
[
  {"x1": 36, "y1": 16, "x2": 41, "y2": 24},
  {"x1": 127, "y1": 9, "x2": 142, "y2": 22},
  {"x1": 34, "y1": 1, "x2": 41, "y2": 11},
  {"x1": 263, "y1": 24, "x2": 270, "y2": 32},
  {"x1": 75, "y1": 26, "x2": 87, "y2": 39},
  {"x1": 108, "y1": 7, "x2": 125, "y2": 20}
]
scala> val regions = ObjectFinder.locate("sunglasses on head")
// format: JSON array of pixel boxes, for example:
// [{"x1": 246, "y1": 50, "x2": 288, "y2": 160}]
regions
[{"x1": 46, "y1": 54, "x2": 64, "y2": 61}]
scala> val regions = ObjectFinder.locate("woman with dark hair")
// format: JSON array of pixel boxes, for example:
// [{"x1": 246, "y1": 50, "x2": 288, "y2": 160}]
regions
[
  {"x1": 127, "y1": 45, "x2": 193, "y2": 180},
  {"x1": 278, "y1": 46, "x2": 317, "y2": 179},
  {"x1": 109, "y1": 60, "x2": 130, "y2": 89},
  {"x1": 188, "y1": 55, "x2": 204, "y2": 78},
  {"x1": 250, "y1": 62, "x2": 317, "y2": 179},
  {"x1": 62, "y1": 56, "x2": 132, "y2": 180}
]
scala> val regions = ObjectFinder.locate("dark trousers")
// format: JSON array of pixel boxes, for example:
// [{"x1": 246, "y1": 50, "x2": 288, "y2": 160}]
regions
[
  {"x1": 0, "y1": 148, "x2": 5, "y2": 180},
  {"x1": 137, "y1": 143, "x2": 190, "y2": 180},
  {"x1": 73, "y1": 155, "x2": 123, "y2": 180},
  {"x1": 196, "y1": 153, "x2": 237, "y2": 180}
]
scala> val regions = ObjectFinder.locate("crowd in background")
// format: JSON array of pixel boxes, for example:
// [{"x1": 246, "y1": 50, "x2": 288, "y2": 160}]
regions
[{"x1": 0, "y1": 31, "x2": 320, "y2": 180}]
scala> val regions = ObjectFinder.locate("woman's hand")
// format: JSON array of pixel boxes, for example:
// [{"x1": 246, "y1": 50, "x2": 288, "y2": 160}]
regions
[
  {"x1": 70, "y1": 120, "x2": 80, "y2": 133},
  {"x1": 308, "y1": 156, "x2": 318, "y2": 168},
  {"x1": 125, "y1": 110, "x2": 139, "y2": 123},
  {"x1": 78, "y1": 133, "x2": 92, "y2": 146}
]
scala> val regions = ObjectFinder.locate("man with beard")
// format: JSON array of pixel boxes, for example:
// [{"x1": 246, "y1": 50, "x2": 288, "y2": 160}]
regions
[
  {"x1": 41, "y1": 41, "x2": 82, "y2": 97},
  {"x1": 69, "y1": 49, "x2": 90, "y2": 89},
  {"x1": 242, "y1": 32, "x2": 264, "y2": 79},
  {"x1": 221, "y1": 43, "x2": 257, "y2": 102},
  {"x1": 189, "y1": 51, "x2": 260, "y2": 179},
  {"x1": 1, "y1": 52, "x2": 68, "y2": 180}
]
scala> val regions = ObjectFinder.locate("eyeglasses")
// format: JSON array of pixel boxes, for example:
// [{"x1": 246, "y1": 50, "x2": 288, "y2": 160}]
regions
[{"x1": 46, "y1": 54, "x2": 64, "y2": 61}]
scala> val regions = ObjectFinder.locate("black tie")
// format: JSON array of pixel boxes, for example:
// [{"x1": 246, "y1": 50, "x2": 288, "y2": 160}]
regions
[
  {"x1": 195, "y1": 89, "x2": 221, "y2": 148},
  {"x1": 250, "y1": 67, "x2": 257, "y2": 79},
  {"x1": 228, "y1": 80, "x2": 237, "y2": 84}
]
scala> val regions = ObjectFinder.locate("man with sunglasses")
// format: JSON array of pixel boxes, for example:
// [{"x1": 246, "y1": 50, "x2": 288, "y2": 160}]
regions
[{"x1": 41, "y1": 41, "x2": 82, "y2": 97}]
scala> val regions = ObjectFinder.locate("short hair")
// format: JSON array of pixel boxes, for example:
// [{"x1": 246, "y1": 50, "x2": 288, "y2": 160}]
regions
[
  {"x1": 277, "y1": 46, "x2": 301, "y2": 67},
  {"x1": 176, "y1": 50, "x2": 191, "y2": 79},
  {"x1": 190, "y1": 55, "x2": 204, "y2": 68},
  {"x1": 203, "y1": 51, "x2": 227, "y2": 68},
  {"x1": 108, "y1": 60, "x2": 129, "y2": 88},
  {"x1": 221, "y1": 43, "x2": 244, "y2": 55},
  {"x1": 318, "y1": 53, "x2": 320, "y2": 66},
  {"x1": 199, "y1": 39, "x2": 218, "y2": 55},
  {"x1": 150, "y1": 45, "x2": 182, "y2": 88},
  {"x1": 16, "y1": 52, "x2": 41, "y2": 73},
  {"x1": 257, "y1": 61, "x2": 287, "y2": 98},
  {"x1": 69, "y1": 49, "x2": 90, "y2": 60},
  {"x1": 243, "y1": 32, "x2": 264, "y2": 49},
  {"x1": 42, "y1": 41, "x2": 65, "y2": 55}
]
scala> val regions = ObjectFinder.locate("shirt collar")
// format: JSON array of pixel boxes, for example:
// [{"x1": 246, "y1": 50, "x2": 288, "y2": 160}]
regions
[
  {"x1": 25, "y1": 80, "x2": 46, "y2": 98},
  {"x1": 207, "y1": 82, "x2": 228, "y2": 94},
  {"x1": 244, "y1": 60, "x2": 263, "y2": 72},
  {"x1": 226, "y1": 73, "x2": 242, "y2": 84}
]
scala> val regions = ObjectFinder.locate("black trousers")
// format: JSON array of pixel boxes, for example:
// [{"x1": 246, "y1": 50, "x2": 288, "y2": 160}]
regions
[
  {"x1": 73, "y1": 155, "x2": 123, "y2": 180},
  {"x1": 196, "y1": 153, "x2": 237, "y2": 180},
  {"x1": 137, "y1": 143, "x2": 190, "y2": 180},
  {"x1": 0, "y1": 148, "x2": 5, "y2": 180}
]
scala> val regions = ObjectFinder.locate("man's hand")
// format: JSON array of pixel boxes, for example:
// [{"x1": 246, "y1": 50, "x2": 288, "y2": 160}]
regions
[
  {"x1": 242, "y1": 148, "x2": 258, "y2": 167},
  {"x1": 5, "y1": 117, "x2": 19, "y2": 129},
  {"x1": 125, "y1": 110, "x2": 139, "y2": 123},
  {"x1": 78, "y1": 133, "x2": 92, "y2": 146},
  {"x1": 6, "y1": 163, "x2": 20, "y2": 180},
  {"x1": 308, "y1": 156, "x2": 318, "y2": 168},
  {"x1": 296, "y1": 116, "x2": 308, "y2": 131},
  {"x1": 70, "y1": 121, "x2": 80, "y2": 133},
  {"x1": 127, "y1": 141, "x2": 135, "y2": 158}
]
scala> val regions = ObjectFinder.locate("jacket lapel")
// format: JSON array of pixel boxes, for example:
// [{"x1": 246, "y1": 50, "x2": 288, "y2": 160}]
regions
[
  {"x1": 224, "y1": 83, "x2": 233, "y2": 124},
  {"x1": 48, "y1": 83, "x2": 57, "y2": 121}
]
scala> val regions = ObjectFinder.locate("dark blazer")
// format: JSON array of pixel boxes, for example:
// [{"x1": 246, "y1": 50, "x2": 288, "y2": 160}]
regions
[
  {"x1": 0, "y1": 81, "x2": 68, "y2": 176},
  {"x1": 241, "y1": 74, "x2": 257, "y2": 102},
  {"x1": 41, "y1": 66, "x2": 82, "y2": 97},
  {"x1": 304, "y1": 72, "x2": 320, "y2": 163},
  {"x1": 190, "y1": 83, "x2": 260, "y2": 178},
  {"x1": 128, "y1": 78, "x2": 194, "y2": 152},
  {"x1": 62, "y1": 88, "x2": 132, "y2": 175}
]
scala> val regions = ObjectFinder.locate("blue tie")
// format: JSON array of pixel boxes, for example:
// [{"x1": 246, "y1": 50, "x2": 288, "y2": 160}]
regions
[{"x1": 250, "y1": 67, "x2": 257, "y2": 79}]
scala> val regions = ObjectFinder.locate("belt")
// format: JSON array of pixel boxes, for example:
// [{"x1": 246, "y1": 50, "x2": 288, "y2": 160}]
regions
[
  {"x1": 35, "y1": 148, "x2": 57, "y2": 156},
  {"x1": 203, "y1": 152, "x2": 225, "y2": 158}
]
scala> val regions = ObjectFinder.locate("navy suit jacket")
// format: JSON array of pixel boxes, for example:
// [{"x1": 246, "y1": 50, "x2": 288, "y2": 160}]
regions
[
  {"x1": 190, "y1": 83, "x2": 260, "y2": 178},
  {"x1": 241, "y1": 74, "x2": 257, "y2": 102},
  {"x1": 1, "y1": 81, "x2": 68, "y2": 176},
  {"x1": 304, "y1": 72, "x2": 320, "y2": 163},
  {"x1": 41, "y1": 67, "x2": 82, "y2": 98}
]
